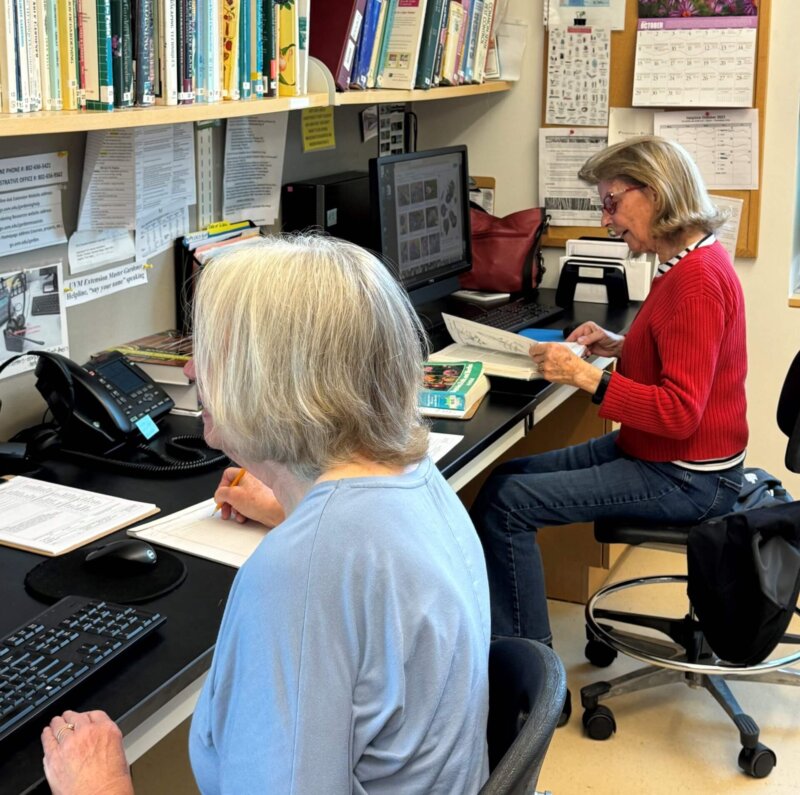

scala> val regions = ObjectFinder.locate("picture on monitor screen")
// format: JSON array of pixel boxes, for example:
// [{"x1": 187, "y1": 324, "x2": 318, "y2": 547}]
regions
[{"x1": 370, "y1": 146, "x2": 471, "y2": 300}]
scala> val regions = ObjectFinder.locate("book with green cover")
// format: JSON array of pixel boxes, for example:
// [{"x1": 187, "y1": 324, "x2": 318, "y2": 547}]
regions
[
  {"x1": 419, "y1": 360, "x2": 489, "y2": 418},
  {"x1": 110, "y1": 0, "x2": 133, "y2": 107},
  {"x1": 414, "y1": 0, "x2": 446, "y2": 89},
  {"x1": 372, "y1": 0, "x2": 397, "y2": 88},
  {"x1": 79, "y1": 0, "x2": 114, "y2": 110}
]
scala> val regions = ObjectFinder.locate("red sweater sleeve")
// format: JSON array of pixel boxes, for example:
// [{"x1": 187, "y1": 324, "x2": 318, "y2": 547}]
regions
[{"x1": 600, "y1": 296, "x2": 725, "y2": 438}]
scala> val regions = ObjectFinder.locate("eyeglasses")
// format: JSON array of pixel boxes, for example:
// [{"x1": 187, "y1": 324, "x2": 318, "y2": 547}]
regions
[{"x1": 601, "y1": 185, "x2": 645, "y2": 215}]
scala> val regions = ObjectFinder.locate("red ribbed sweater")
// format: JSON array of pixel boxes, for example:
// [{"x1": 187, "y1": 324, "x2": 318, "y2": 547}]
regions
[{"x1": 600, "y1": 240, "x2": 748, "y2": 462}]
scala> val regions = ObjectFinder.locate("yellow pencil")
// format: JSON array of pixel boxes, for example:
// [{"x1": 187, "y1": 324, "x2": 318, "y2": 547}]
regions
[{"x1": 211, "y1": 468, "x2": 247, "y2": 516}]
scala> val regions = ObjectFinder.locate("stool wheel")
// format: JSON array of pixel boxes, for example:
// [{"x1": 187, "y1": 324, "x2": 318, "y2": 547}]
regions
[
  {"x1": 738, "y1": 743, "x2": 776, "y2": 779},
  {"x1": 582, "y1": 704, "x2": 616, "y2": 741},
  {"x1": 585, "y1": 638, "x2": 617, "y2": 667}
]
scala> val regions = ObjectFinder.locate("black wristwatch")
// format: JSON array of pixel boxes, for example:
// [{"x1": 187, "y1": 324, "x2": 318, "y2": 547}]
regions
[{"x1": 592, "y1": 370, "x2": 613, "y2": 405}]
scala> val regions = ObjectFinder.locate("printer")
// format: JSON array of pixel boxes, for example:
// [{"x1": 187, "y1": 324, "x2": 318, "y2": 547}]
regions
[{"x1": 556, "y1": 238, "x2": 653, "y2": 307}]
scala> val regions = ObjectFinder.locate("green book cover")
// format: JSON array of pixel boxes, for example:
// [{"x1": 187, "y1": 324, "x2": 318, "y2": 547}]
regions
[
  {"x1": 81, "y1": 0, "x2": 114, "y2": 109},
  {"x1": 373, "y1": 0, "x2": 398, "y2": 86},
  {"x1": 415, "y1": 0, "x2": 446, "y2": 89},
  {"x1": 419, "y1": 361, "x2": 486, "y2": 414}
]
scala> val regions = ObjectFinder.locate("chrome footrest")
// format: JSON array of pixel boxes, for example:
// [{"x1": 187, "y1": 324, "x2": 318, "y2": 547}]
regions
[{"x1": 586, "y1": 574, "x2": 800, "y2": 675}]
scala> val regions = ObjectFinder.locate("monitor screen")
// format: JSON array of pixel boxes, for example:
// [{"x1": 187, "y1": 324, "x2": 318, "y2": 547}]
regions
[{"x1": 370, "y1": 146, "x2": 471, "y2": 300}]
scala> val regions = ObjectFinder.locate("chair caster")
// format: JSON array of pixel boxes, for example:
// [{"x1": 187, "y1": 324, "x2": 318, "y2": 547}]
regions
[
  {"x1": 582, "y1": 705, "x2": 616, "y2": 740},
  {"x1": 738, "y1": 743, "x2": 776, "y2": 778},
  {"x1": 585, "y1": 638, "x2": 617, "y2": 668}
]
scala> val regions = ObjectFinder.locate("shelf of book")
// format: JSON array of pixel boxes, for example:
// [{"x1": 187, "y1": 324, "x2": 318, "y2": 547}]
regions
[
  {"x1": 0, "y1": 93, "x2": 331, "y2": 137},
  {"x1": 333, "y1": 80, "x2": 512, "y2": 106}
]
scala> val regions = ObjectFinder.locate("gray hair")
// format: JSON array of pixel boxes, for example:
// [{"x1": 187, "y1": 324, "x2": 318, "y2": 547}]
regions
[
  {"x1": 578, "y1": 135, "x2": 726, "y2": 241},
  {"x1": 192, "y1": 235, "x2": 430, "y2": 481}
]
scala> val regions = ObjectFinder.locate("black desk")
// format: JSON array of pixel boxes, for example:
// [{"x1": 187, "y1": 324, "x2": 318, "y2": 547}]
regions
[{"x1": 0, "y1": 295, "x2": 640, "y2": 794}]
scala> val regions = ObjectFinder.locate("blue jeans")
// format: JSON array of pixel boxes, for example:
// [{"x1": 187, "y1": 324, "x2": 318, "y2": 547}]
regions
[{"x1": 470, "y1": 432, "x2": 743, "y2": 644}]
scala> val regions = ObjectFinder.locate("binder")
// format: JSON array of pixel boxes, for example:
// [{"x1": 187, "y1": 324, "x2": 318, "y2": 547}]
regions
[{"x1": 309, "y1": 0, "x2": 367, "y2": 92}]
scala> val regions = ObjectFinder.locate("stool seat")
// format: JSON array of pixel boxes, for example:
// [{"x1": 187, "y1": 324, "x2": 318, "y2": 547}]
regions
[{"x1": 594, "y1": 516, "x2": 691, "y2": 546}]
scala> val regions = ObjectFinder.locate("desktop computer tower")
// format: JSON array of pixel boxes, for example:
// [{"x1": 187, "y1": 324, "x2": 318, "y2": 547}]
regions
[{"x1": 281, "y1": 171, "x2": 374, "y2": 249}]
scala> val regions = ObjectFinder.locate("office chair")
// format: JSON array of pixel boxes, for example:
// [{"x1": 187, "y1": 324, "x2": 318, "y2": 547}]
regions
[
  {"x1": 579, "y1": 350, "x2": 800, "y2": 779},
  {"x1": 478, "y1": 638, "x2": 567, "y2": 795}
]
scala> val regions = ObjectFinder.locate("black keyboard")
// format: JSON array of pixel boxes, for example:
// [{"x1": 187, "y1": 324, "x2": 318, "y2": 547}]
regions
[
  {"x1": 0, "y1": 596, "x2": 165, "y2": 743},
  {"x1": 475, "y1": 298, "x2": 565, "y2": 332},
  {"x1": 31, "y1": 293, "x2": 61, "y2": 316}
]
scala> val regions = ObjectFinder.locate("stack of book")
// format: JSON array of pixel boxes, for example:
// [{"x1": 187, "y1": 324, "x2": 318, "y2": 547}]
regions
[
  {"x1": 310, "y1": 0, "x2": 500, "y2": 92},
  {"x1": 96, "y1": 329, "x2": 200, "y2": 415},
  {"x1": 0, "y1": 0, "x2": 309, "y2": 114},
  {"x1": 419, "y1": 360, "x2": 489, "y2": 419}
]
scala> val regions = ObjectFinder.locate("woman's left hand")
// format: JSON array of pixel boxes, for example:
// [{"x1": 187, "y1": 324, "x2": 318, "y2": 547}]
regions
[
  {"x1": 42, "y1": 710, "x2": 134, "y2": 795},
  {"x1": 529, "y1": 342, "x2": 602, "y2": 392}
]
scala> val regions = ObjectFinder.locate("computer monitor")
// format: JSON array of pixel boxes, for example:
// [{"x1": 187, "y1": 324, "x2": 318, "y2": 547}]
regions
[{"x1": 369, "y1": 146, "x2": 471, "y2": 308}]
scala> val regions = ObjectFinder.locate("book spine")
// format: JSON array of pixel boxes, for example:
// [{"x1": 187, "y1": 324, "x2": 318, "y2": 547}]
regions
[
  {"x1": 377, "y1": 0, "x2": 427, "y2": 90},
  {"x1": 181, "y1": 0, "x2": 196, "y2": 102},
  {"x1": 238, "y1": 0, "x2": 250, "y2": 98},
  {"x1": 414, "y1": 0, "x2": 445, "y2": 89},
  {"x1": 454, "y1": 0, "x2": 469, "y2": 84},
  {"x1": 134, "y1": 0, "x2": 155, "y2": 104},
  {"x1": 41, "y1": 0, "x2": 62, "y2": 109},
  {"x1": 249, "y1": 0, "x2": 261, "y2": 95},
  {"x1": 419, "y1": 390, "x2": 467, "y2": 411},
  {"x1": 372, "y1": 0, "x2": 396, "y2": 87},
  {"x1": 80, "y1": 0, "x2": 113, "y2": 109},
  {"x1": 110, "y1": 0, "x2": 133, "y2": 107},
  {"x1": 260, "y1": 0, "x2": 275, "y2": 96},
  {"x1": 194, "y1": 0, "x2": 209, "y2": 101},
  {"x1": 58, "y1": 0, "x2": 79, "y2": 109},
  {"x1": 463, "y1": 0, "x2": 481, "y2": 84},
  {"x1": 430, "y1": 0, "x2": 448, "y2": 86},
  {"x1": 25, "y1": 0, "x2": 43, "y2": 110},
  {"x1": 296, "y1": 0, "x2": 306, "y2": 94},
  {"x1": 364, "y1": 0, "x2": 386, "y2": 88},
  {"x1": 0, "y1": 0, "x2": 20, "y2": 111},
  {"x1": 158, "y1": 0, "x2": 177, "y2": 103},
  {"x1": 350, "y1": 0, "x2": 379, "y2": 89},
  {"x1": 277, "y1": 0, "x2": 295, "y2": 96},
  {"x1": 471, "y1": 0, "x2": 493, "y2": 83},
  {"x1": 439, "y1": 1, "x2": 464, "y2": 86},
  {"x1": 221, "y1": 0, "x2": 239, "y2": 99},
  {"x1": 209, "y1": 0, "x2": 221, "y2": 101}
]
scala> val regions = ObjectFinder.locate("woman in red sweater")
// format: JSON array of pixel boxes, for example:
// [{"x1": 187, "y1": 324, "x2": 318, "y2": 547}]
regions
[{"x1": 471, "y1": 136, "x2": 747, "y2": 718}]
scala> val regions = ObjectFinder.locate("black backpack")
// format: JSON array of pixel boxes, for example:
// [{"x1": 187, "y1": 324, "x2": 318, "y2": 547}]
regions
[{"x1": 687, "y1": 501, "x2": 800, "y2": 666}]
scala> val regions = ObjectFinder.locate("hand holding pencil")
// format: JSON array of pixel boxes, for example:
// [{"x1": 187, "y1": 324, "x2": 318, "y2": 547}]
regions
[{"x1": 212, "y1": 467, "x2": 286, "y2": 528}]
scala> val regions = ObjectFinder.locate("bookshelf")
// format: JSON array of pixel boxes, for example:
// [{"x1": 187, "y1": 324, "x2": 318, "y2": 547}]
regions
[{"x1": 0, "y1": 56, "x2": 513, "y2": 137}]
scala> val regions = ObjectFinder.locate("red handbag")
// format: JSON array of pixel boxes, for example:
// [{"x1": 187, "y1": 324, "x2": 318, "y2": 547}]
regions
[{"x1": 460, "y1": 206, "x2": 549, "y2": 294}]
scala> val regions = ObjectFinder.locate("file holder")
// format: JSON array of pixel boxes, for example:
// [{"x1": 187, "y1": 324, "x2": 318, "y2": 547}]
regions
[{"x1": 556, "y1": 258, "x2": 629, "y2": 308}]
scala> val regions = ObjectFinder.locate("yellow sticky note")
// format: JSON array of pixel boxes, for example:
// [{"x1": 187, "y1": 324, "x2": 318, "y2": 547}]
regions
[{"x1": 301, "y1": 107, "x2": 336, "y2": 153}]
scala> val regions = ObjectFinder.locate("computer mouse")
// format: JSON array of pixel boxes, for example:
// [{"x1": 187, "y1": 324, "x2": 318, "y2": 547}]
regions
[{"x1": 85, "y1": 539, "x2": 158, "y2": 572}]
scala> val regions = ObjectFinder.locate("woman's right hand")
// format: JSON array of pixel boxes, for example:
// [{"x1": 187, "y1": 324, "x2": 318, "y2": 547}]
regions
[
  {"x1": 565, "y1": 321, "x2": 625, "y2": 358},
  {"x1": 214, "y1": 468, "x2": 285, "y2": 529}
]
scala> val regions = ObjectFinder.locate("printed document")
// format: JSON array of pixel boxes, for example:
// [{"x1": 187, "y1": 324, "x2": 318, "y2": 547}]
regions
[{"x1": 0, "y1": 477, "x2": 159, "y2": 556}]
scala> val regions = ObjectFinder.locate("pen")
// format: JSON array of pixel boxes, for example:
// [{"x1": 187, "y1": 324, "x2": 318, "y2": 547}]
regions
[{"x1": 211, "y1": 468, "x2": 247, "y2": 516}]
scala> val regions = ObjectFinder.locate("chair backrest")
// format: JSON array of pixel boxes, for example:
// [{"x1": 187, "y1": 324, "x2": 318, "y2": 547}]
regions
[
  {"x1": 478, "y1": 638, "x2": 567, "y2": 795},
  {"x1": 777, "y1": 350, "x2": 800, "y2": 473}
]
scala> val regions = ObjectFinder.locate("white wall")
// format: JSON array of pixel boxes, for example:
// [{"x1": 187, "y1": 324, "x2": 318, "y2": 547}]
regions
[{"x1": 418, "y1": 0, "x2": 800, "y2": 495}]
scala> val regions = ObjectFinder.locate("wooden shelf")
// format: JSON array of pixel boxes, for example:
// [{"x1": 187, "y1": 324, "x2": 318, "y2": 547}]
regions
[
  {"x1": 0, "y1": 76, "x2": 511, "y2": 137},
  {"x1": 0, "y1": 93, "x2": 329, "y2": 137},
  {"x1": 333, "y1": 81, "x2": 512, "y2": 106},
  {"x1": 789, "y1": 296, "x2": 800, "y2": 309}
]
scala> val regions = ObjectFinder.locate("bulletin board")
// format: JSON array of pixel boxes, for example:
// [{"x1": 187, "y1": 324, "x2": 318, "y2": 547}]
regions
[{"x1": 540, "y1": 0, "x2": 771, "y2": 259}]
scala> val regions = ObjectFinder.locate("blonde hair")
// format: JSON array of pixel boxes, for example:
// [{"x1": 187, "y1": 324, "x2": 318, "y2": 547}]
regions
[
  {"x1": 578, "y1": 135, "x2": 726, "y2": 241},
  {"x1": 192, "y1": 235, "x2": 430, "y2": 481}
]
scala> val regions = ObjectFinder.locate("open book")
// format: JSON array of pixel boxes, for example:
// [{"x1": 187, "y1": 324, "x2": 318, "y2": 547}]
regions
[{"x1": 429, "y1": 314, "x2": 586, "y2": 380}]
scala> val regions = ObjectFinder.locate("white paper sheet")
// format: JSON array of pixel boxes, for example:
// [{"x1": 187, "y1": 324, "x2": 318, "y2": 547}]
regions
[
  {"x1": 607, "y1": 107, "x2": 656, "y2": 146},
  {"x1": 709, "y1": 195, "x2": 744, "y2": 261},
  {"x1": 546, "y1": 25, "x2": 610, "y2": 127},
  {"x1": 68, "y1": 229, "x2": 136, "y2": 275},
  {"x1": 539, "y1": 127, "x2": 608, "y2": 226},
  {"x1": 654, "y1": 109, "x2": 759, "y2": 190},
  {"x1": 0, "y1": 263, "x2": 70, "y2": 378},
  {"x1": 0, "y1": 186, "x2": 67, "y2": 256},
  {"x1": 633, "y1": 16, "x2": 757, "y2": 108},
  {"x1": 223, "y1": 114, "x2": 289, "y2": 226},
  {"x1": 135, "y1": 207, "x2": 191, "y2": 263},
  {"x1": 0, "y1": 476, "x2": 158, "y2": 556},
  {"x1": 0, "y1": 151, "x2": 69, "y2": 192},
  {"x1": 129, "y1": 435, "x2": 466, "y2": 568},
  {"x1": 78, "y1": 130, "x2": 136, "y2": 231},
  {"x1": 64, "y1": 261, "x2": 149, "y2": 307},
  {"x1": 545, "y1": 0, "x2": 626, "y2": 32}
]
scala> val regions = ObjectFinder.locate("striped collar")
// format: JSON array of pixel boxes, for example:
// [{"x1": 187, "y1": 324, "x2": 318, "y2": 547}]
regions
[{"x1": 655, "y1": 234, "x2": 716, "y2": 278}]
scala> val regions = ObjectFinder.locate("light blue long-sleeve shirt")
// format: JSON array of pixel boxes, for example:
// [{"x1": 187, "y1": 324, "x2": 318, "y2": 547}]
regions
[{"x1": 189, "y1": 457, "x2": 491, "y2": 794}]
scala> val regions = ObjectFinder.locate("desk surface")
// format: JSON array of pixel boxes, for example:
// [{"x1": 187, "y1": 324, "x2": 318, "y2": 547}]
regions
[{"x1": 0, "y1": 295, "x2": 640, "y2": 794}]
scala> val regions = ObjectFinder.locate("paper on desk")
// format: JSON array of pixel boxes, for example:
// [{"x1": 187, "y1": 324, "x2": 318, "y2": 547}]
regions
[
  {"x1": 0, "y1": 477, "x2": 158, "y2": 556},
  {"x1": 128, "y1": 437, "x2": 464, "y2": 568}
]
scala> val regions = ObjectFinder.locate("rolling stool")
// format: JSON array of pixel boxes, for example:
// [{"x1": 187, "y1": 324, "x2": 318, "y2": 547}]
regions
[{"x1": 579, "y1": 517, "x2": 800, "y2": 779}]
